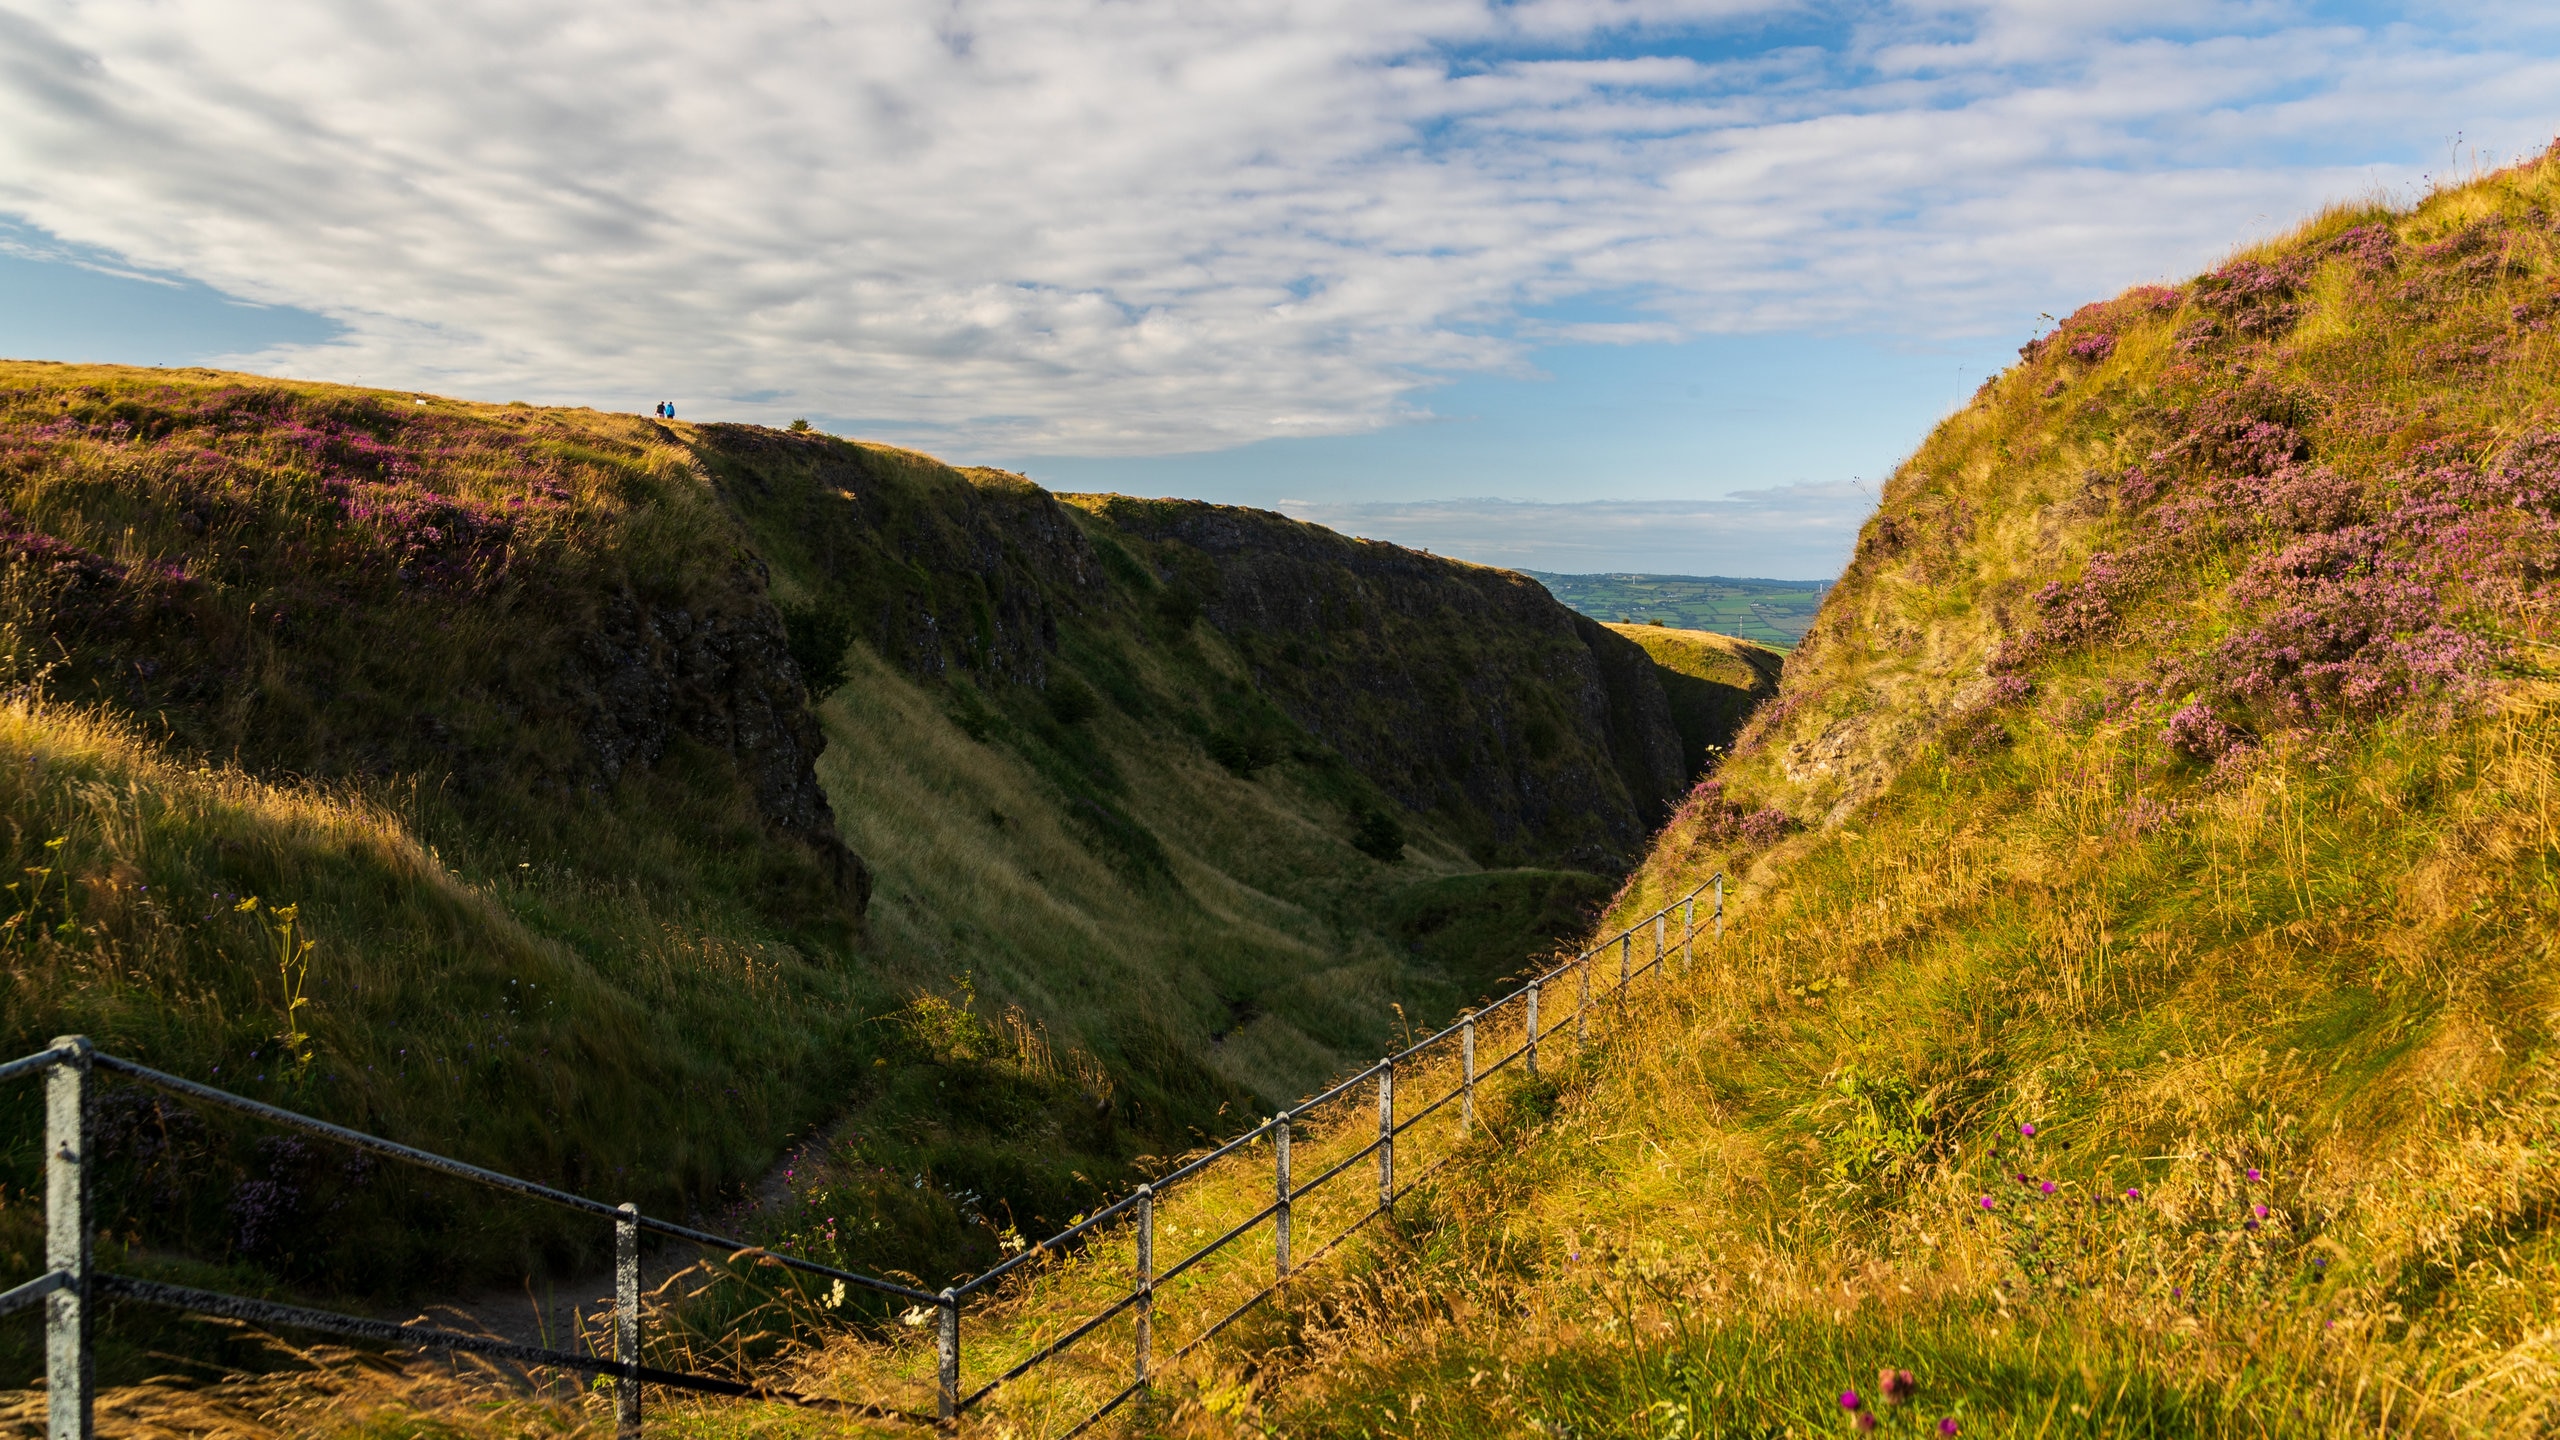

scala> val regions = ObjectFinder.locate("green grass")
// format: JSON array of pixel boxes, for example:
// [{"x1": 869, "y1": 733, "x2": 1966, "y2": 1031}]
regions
[
  {"x1": 1165, "y1": 145, "x2": 2560, "y2": 1440},
  {"x1": 0, "y1": 364, "x2": 1677, "y2": 1406},
  {"x1": 1603, "y1": 625, "x2": 1783, "y2": 782},
  {"x1": 1527, "y1": 574, "x2": 1832, "y2": 649}
]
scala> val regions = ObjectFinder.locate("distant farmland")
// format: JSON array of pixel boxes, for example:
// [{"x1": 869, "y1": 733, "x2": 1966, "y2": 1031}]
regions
[{"x1": 1523, "y1": 572, "x2": 1832, "y2": 648}]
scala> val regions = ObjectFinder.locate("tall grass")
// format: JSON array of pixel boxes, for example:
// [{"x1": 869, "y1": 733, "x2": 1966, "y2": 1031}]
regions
[{"x1": 1131, "y1": 146, "x2": 2560, "y2": 1440}]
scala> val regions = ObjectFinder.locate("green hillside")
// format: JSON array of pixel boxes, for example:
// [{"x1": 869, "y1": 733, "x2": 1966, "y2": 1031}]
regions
[
  {"x1": 1604, "y1": 623, "x2": 1785, "y2": 781},
  {"x1": 1527, "y1": 572, "x2": 1831, "y2": 647},
  {"x1": 1231, "y1": 148, "x2": 2560, "y2": 1437},
  {"x1": 0, "y1": 362, "x2": 1777, "y2": 1395}
]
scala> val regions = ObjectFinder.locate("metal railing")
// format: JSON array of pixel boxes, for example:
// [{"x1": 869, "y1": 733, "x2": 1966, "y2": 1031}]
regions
[{"x1": 3, "y1": 874, "x2": 1720, "y2": 1438}]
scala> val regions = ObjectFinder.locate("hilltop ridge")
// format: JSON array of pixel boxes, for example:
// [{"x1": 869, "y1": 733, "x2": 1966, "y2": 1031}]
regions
[
  {"x1": 1226, "y1": 146, "x2": 2560, "y2": 1438},
  {"x1": 0, "y1": 363, "x2": 1775, "y2": 1380}
]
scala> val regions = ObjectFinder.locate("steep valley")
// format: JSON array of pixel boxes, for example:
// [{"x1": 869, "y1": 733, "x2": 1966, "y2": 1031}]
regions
[
  {"x1": 1214, "y1": 146, "x2": 2560, "y2": 1440},
  {"x1": 0, "y1": 364, "x2": 1774, "y2": 1382}
]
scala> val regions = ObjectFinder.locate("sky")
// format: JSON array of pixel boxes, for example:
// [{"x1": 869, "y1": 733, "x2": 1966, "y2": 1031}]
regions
[{"x1": 2, "y1": 2, "x2": 2555, "y2": 577}]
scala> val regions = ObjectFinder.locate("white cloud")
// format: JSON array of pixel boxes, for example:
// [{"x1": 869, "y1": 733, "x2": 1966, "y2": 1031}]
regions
[
  {"x1": 1278, "y1": 483, "x2": 1871, "y2": 577},
  {"x1": 0, "y1": 1, "x2": 2550, "y2": 453}
]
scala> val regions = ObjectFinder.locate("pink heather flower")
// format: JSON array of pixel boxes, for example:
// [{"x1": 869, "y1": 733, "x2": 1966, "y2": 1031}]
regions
[{"x1": 1840, "y1": 1390, "x2": 1862, "y2": 1412}]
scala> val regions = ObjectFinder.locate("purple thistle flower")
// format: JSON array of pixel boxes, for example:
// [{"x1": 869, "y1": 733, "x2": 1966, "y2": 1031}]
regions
[
  {"x1": 2253, "y1": 1204, "x2": 2269, "y2": 1219},
  {"x1": 2020, "y1": 1123, "x2": 2037, "y2": 1138},
  {"x1": 1880, "y1": 1370, "x2": 1917, "y2": 1404},
  {"x1": 1857, "y1": 1414, "x2": 1878, "y2": 1432},
  {"x1": 1939, "y1": 1420, "x2": 1960, "y2": 1437},
  {"x1": 1978, "y1": 1196, "x2": 1996, "y2": 1210},
  {"x1": 2125, "y1": 1187, "x2": 2142, "y2": 1200},
  {"x1": 2246, "y1": 1168, "x2": 2262, "y2": 1182},
  {"x1": 2040, "y1": 1181, "x2": 2057, "y2": 1195},
  {"x1": 1840, "y1": 1390, "x2": 1862, "y2": 1411}
]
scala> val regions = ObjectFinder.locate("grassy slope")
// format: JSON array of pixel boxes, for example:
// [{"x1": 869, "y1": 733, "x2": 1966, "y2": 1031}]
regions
[
  {"x1": 693, "y1": 437, "x2": 1662, "y2": 1271},
  {"x1": 1532, "y1": 573, "x2": 1832, "y2": 648},
  {"x1": 0, "y1": 366, "x2": 1678, "y2": 1387},
  {"x1": 0, "y1": 370, "x2": 875, "y2": 1288},
  {"x1": 1605, "y1": 624, "x2": 1784, "y2": 781},
  {"x1": 1199, "y1": 153, "x2": 2560, "y2": 1438}
]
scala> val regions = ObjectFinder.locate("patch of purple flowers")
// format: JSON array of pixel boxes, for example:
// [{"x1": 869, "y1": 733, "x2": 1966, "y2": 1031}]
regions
[
  {"x1": 1670, "y1": 777, "x2": 1792, "y2": 850},
  {"x1": 2068, "y1": 333, "x2": 2118, "y2": 364},
  {"x1": 2189, "y1": 254, "x2": 2311, "y2": 340}
]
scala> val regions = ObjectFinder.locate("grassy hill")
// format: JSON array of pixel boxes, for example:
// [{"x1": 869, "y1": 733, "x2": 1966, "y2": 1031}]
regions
[
  {"x1": 1604, "y1": 624, "x2": 1785, "y2": 781},
  {"x1": 1213, "y1": 148, "x2": 2560, "y2": 1437},
  {"x1": 1528, "y1": 572, "x2": 1832, "y2": 648},
  {"x1": 0, "y1": 362, "x2": 1781, "y2": 1392}
]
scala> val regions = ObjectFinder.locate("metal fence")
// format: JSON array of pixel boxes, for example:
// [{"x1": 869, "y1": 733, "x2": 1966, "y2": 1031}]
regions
[{"x1": 2, "y1": 874, "x2": 1719, "y2": 1438}]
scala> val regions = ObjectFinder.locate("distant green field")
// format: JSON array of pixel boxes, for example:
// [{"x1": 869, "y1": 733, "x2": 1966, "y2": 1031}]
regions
[{"x1": 1523, "y1": 572, "x2": 1832, "y2": 648}]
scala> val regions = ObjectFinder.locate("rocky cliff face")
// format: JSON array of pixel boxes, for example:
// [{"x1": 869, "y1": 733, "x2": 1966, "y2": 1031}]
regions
[
  {"x1": 566, "y1": 575, "x2": 864, "y2": 898},
  {"x1": 0, "y1": 369, "x2": 860, "y2": 906},
  {"x1": 698, "y1": 427, "x2": 1103, "y2": 689},
  {"x1": 695, "y1": 425, "x2": 1690, "y2": 875},
  {"x1": 1086, "y1": 498, "x2": 1687, "y2": 868}
]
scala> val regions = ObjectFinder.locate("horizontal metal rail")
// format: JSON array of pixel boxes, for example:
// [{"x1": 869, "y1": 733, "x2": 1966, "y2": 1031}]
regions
[
  {"x1": 958, "y1": 1189, "x2": 1147, "y2": 1298},
  {"x1": 91, "y1": 1273, "x2": 927, "y2": 1423},
  {"x1": 0, "y1": 1043, "x2": 75, "y2": 1086},
  {"x1": 961, "y1": 1283, "x2": 1148, "y2": 1408},
  {"x1": 4, "y1": 871, "x2": 1722, "y2": 1439},
  {"x1": 87, "y1": 1053, "x2": 937, "y2": 1306},
  {"x1": 0, "y1": 1269, "x2": 68, "y2": 1319},
  {"x1": 1057, "y1": 1377, "x2": 1147, "y2": 1440},
  {"x1": 1289, "y1": 1136, "x2": 1383, "y2": 1203},
  {"x1": 1153, "y1": 1201, "x2": 1281, "y2": 1290},
  {"x1": 1392, "y1": 1081, "x2": 1464, "y2": 1137},
  {"x1": 1172, "y1": 1275, "x2": 1283, "y2": 1360},
  {"x1": 1145, "y1": 1112, "x2": 1290, "y2": 1195}
]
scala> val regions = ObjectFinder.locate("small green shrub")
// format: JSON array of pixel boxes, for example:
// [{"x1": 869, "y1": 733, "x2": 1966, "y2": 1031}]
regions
[
  {"x1": 1352, "y1": 804, "x2": 1407, "y2": 863},
  {"x1": 778, "y1": 597, "x2": 855, "y2": 697},
  {"x1": 1044, "y1": 673, "x2": 1101, "y2": 726}
]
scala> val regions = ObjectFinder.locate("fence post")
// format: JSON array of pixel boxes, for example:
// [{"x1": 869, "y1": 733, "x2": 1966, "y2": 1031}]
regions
[
  {"x1": 614, "y1": 1203, "x2": 641, "y2": 1437},
  {"x1": 1461, "y1": 1011, "x2": 1476, "y2": 1136},
  {"x1": 1376, "y1": 1063, "x2": 1395, "y2": 1215},
  {"x1": 46, "y1": 1036, "x2": 91, "y2": 1440},
  {"x1": 1134, "y1": 1186, "x2": 1154, "y2": 1395},
  {"x1": 1525, "y1": 982, "x2": 1540, "y2": 1078},
  {"x1": 1682, "y1": 897, "x2": 1696, "y2": 974},
  {"x1": 936, "y1": 1288, "x2": 959, "y2": 1423},
  {"x1": 1274, "y1": 1118, "x2": 1292, "y2": 1280},
  {"x1": 1653, "y1": 914, "x2": 1665, "y2": 983},
  {"x1": 1576, "y1": 959, "x2": 1590, "y2": 1047},
  {"x1": 1619, "y1": 933, "x2": 1631, "y2": 1001},
  {"x1": 1715, "y1": 874, "x2": 1725, "y2": 940}
]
